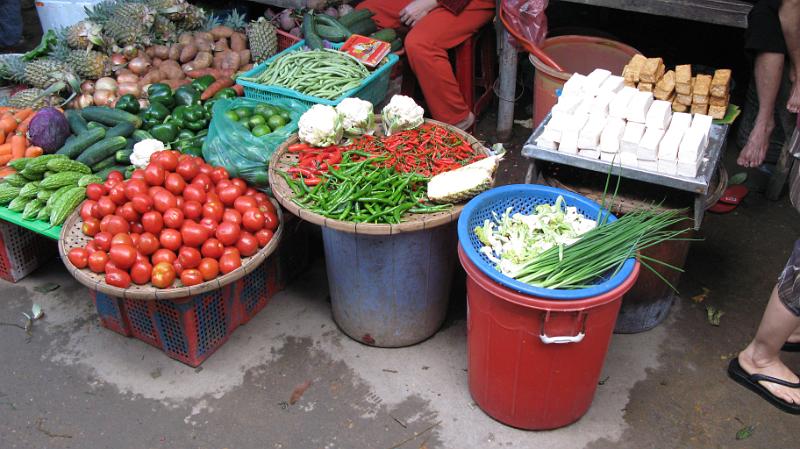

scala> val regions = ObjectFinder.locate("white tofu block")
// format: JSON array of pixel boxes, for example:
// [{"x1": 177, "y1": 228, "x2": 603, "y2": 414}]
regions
[
  {"x1": 578, "y1": 115, "x2": 607, "y2": 150},
  {"x1": 626, "y1": 91, "x2": 654, "y2": 123},
  {"x1": 541, "y1": 125, "x2": 562, "y2": 143},
  {"x1": 645, "y1": 100, "x2": 672, "y2": 130},
  {"x1": 609, "y1": 86, "x2": 638, "y2": 119},
  {"x1": 620, "y1": 122, "x2": 646, "y2": 153},
  {"x1": 562, "y1": 73, "x2": 587, "y2": 97},
  {"x1": 600, "y1": 151, "x2": 618, "y2": 162},
  {"x1": 590, "y1": 90, "x2": 615, "y2": 117},
  {"x1": 546, "y1": 111, "x2": 568, "y2": 132},
  {"x1": 678, "y1": 127, "x2": 706, "y2": 162},
  {"x1": 552, "y1": 95, "x2": 582, "y2": 115},
  {"x1": 599, "y1": 117, "x2": 626, "y2": 153},
  {"x1": 584, "y1": 68, "x2": 612, "y2": 95},
  {"x1": 599, "y1": 75, "x2": 624, "y2": 93},
  {"x1": 579, "y1": 149, "x2": 600, "y2": 159},
  {"x1": 690, "y1": 113, "x2": 713, "y2": 148},
  {"x1": 638, "y1": 159, "x2": 658, "y2": 172},
  {"x1": 668, "y1": 112, "x2": 692, "y2": 133},
  {"x1": 564, "y1": 113, "x2": 589, "y2": 132},
  {"x1": 658, "y1": 128, "x2": 684, "y2": 161},
  {"x1": 574, "y1": 96, "x2": 595, "y2": 117},
  {"x1": 637, "y1": 127, "x2": 665, "y2": 161},
  {"x1": 677, "y1": 156, "x2": 703, "y2": 178},
  {"x1": 657, "y1": 159, "x2": 678, "y2": 176},
  {"x1": 620, "y1": 152, "x2": 638, "y2": 167},
  {"x1": 535, "y1": 136, "x2": 558, "y2": 150},
  {"x1": 558, "y1": 128, "x2": 579, "y2": 154}
]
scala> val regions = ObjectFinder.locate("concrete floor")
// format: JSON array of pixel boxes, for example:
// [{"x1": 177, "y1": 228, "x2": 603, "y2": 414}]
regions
[{"x1": 1, "y1": 116, "x2": 800, "y2": 449}]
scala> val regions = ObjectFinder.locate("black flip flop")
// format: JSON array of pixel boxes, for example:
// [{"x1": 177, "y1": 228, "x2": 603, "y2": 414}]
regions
[
  {"x1": 782, "y1": 342, "x2": 800, "y2": 352},
  {"x1": 727, "y1": 358, "x2": 800, "y2": 414}
]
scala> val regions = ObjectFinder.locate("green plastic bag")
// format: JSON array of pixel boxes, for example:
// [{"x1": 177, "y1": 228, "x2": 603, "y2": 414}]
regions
[{"x1": 203, "y1": 97, "x2": 308, "y2": 188}]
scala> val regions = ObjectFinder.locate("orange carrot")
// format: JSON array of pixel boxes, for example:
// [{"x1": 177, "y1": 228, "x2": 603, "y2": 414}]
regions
[
  {"x1": 0, "y1": 107, "x2": 14, "y2": 114},
  {"x1": 0, "y1": 143, "x2": 11, "y2": 155},
  {"x1": 0, "y1": 154, "x2": 11, "y2": 166},
  {"x1": 12, "y1": 108, "x2": 33, "y2": 122},
  {"x1": 201, "y1": 77, "x2": 235, "y2": 100},
  {"x1": 16, "y1": 112, "x2": 35, "y2": 135},
  {"x1": 24, "y1": 146, "x2": 43, "y2": 158},
  {"x1": 232, "y1": 84, "x2": 244, "y2": 96},
  {"x1": 9, "y1": 134, "x2": 26, "y2": 160},
  {"x1": 0, "y1": 129, "x2": 5, "y2": 145},
  {"x1": 0, "y1": 166, "x2": 17, "y2": 178},
  {"x1": 0, "y1": 114, "x2": 17, "y2": 134}
]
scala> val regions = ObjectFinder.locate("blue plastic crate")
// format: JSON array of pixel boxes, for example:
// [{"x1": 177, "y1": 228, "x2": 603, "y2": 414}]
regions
[
  {"x1": 457, "y1": 185, "x2": 637, "y2": 300},
  {"x1": 237, "y1": 40, "x2": 398, "y2": 107}
]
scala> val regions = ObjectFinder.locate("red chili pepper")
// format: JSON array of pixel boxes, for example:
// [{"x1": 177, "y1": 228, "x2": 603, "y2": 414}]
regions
[
  {"x1": 289, "y1": 143, "x2": 311, "y2": 152},
  {"x1": 304, "y1": 177, "x2": 321, "y2": 186}
]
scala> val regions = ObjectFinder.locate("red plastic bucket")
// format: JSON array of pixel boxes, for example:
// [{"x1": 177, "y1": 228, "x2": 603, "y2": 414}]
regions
[{"x1": 458, "y1": 245, "x2": 640, "y2": 430}]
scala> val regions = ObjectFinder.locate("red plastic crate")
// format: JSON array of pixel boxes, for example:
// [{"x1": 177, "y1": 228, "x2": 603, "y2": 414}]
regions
[
  {"x1": 0, "y1": 219, "x2": 55, "y2": 282},
  {"x1": 277, "y1": 29, "x2": 301, "y2": 52}
]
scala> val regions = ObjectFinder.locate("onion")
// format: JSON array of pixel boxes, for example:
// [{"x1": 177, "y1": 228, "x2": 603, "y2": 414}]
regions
[
  {"x1": 93, "y1": 89, "x2": 115, "y2": 106},
  {"x1": 111, "y1": 53, "x2": 127, "y2": 70},
  {"x1": 123, "y1": 45, "x2": 138, "y2": 58},
  {"x1": 77, "y1": 93, "x2": 94, "y2": 109},
  {"x1": 80, "y1": 80, "x2": 95, "y2": 95},
  {"x1": 96, "y1": 77, "x2": 118, "y2": 93},
  {"x1": 117, "y1": 82, "x2": 141, "y2": 97},
  {"x1": 264, "y1": 8, "x2": 276, "y2": 19},
  {"x1": 128, "y1": 56, "x2": 152, "y2": 75},
  {"x1": 117, "y1": 73, "x2": 139, "y2": 84},
  {"x1": 338, "y1": 4, "x2": 354, "y2": 16},
  {"x1": 138, "y1": 98, "x2": 150, "y2": 110},
  {"x1": 116, "y1": 68, "x2": 133, "y2": 76},
  {"x1": 279, "y1": 11, "x2": 295, "y2": 31},
  {"x1": 325, "y1": 7, "x2": 338, "y2": 18},
  {"x1": 289, "y1": 27, "x2": 302, "y2": 37}
]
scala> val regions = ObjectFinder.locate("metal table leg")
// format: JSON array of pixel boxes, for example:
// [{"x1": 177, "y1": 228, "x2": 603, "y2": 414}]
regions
[
  {"x1": 496, "y1": 26, "x2": 518, "y2": 142},
  {"x1": 693, "y1": 195, "x2": 705, "y2": 230},
  {"x1": 524, "y1": 160, "x2": 539, "y2": 184}
]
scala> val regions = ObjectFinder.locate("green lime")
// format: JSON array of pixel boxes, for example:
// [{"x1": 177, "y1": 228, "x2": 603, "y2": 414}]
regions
[
  {"x1": 247, "y1": 114, "x2": 267, "y2": 128},
  {"x1": 224, "y1": 110, "x2": 240, "y2": 121},
  {"x1": 234, "y1": 107, "x2": 253, "y2": 119},
  {"x1": 240, "y1": 120, "x2": 251, "y2": 130},
  {"x1": 251, "y1": 124, "x2": 272, "y2": 137},
  {"x1": 278, "y1": 109, "x2": 290, "y2": 121},
  {"x1": 267, "y1": 114, "x2": 287, "y2": 130},
  {"x1": 255, "y1": 104, "x2": 277, "y2": 117}
]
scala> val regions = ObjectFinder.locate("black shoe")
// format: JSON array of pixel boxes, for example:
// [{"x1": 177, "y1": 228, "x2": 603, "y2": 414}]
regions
[{"x1": 727, "y1": 358, "x2": 800, "y2": 415}]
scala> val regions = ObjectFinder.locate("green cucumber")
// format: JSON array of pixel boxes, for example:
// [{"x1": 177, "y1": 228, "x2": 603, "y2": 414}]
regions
[
  {"x1": 371, "y1": 28, "x2": 396, "y2": 43},
  {"x1": 87, "y1": 121, "x2": 108, "y2": 130},
  {"x1": 91, "y1": 154, "x2": 117, "y2": 173},
  {"x1": 65, "y1": 109, "x2": 89, "y2": 135},
  {"x1": 303, "y1": 13, "x2": 324, "y2": 50},
  {"x1": 56, "y1": 127, "x2": 106, "y2": 159},
  {"x1": 105, "y1": 122, "x2": 136, "y2": 139},
  {"x1": 338, "y1": 9, "x2": 374, "y2": 28},
  {"x1": 348, "y1": 17, "x2": 378, "y2": 36},
  {"x1": 390, "y1": 38, "x2": 402, "y2": 52},
  {"x1": 132, "y1": 130, "x2": 154, "y2": 142},
  {"x1": 316, "y1": 24, "x2": 349, "y2": 43},
  {"x1": 115, "y1": 149, "x2": 133, "y2": 164},
  {"x1": 81, "y1": 106, "x2": 142, "y2": 129},
  {"x1": 76, "y1": 136, "x2": 128, "y2": 166}
]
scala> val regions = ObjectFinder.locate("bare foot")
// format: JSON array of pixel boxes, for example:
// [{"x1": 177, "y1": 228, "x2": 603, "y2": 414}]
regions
[
  {"x1": 738, "y1": 348, "x2": 800, "y2": 405},
  {"x1": 737, "y1": 119, "x2": 774, "y2": 168},
  {"x1": 788, "y1": 79, "x2": 800, "y2": 114}
]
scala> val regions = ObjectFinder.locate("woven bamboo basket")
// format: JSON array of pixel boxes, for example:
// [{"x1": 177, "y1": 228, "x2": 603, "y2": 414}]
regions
[
  {"x1": 57, "y1": 198, "x2": 284, "y2": 301},
  {"x1": 268, "y1": 118, "x2": 492, "y2": 235}
]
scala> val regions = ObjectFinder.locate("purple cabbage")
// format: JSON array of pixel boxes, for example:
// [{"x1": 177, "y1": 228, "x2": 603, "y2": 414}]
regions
[{"x1": 27, "y1": 107, "x2": 70, "y2": 153}]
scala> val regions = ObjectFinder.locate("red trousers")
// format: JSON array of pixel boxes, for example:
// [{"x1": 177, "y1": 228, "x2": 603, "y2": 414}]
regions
[{"x1": 357, "y1": 0, "x2": 495, "y2": 124}]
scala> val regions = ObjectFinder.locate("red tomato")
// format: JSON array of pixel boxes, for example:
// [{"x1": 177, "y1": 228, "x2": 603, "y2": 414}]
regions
[
  {"x1": 223, "y1": 208, "x2": 242, "y2": 225},
  {"x1": 181, "y1": 221, "x2": 209, "y2": 248},
  {"x1": 152, "y1": 190, "x2": 177, "y2": 213},
  {"x1": 111, "y1": 233, "x2": 133, "y2": 247},
  {"x1": 106, "y1": 269, "x2": 132, "y2": 288},
  {"x1": 148, "y1": 185, "x2": 167, "y2": 197},
  {"x1": 159, "y1": 228, "x2": 182, "y2": 251},
  {"x1": 130, "y1": 261, "x2": 153, "y2": 285},
  {"x1": 85, "y1": 240, "x2": 99, "y2": 254},
  {"x1": 242, "y1": 208, "x2": 266, "y2": 232},
  {"x1": 87, "y1": 250, "x2": 109, "y2": 273},
  {"x1": 131, "y1": 195, "x2": 154, "y2": 214},
  {"x1": 125, "y1": 179, "x2": 149, "y2": 200},
  {"x1": 236, "y1": 231, "x2": 259, "y2": 257},
  {"x1": 199, "y1": 217, "x2": 218, "y2": 235},
  {"x1": 137, "y1": 232, "x2": 160, "y2": 255},
  {"x1": 151, "y1": 262, "x2": 176, "y2": 288},
  {"x1": 255, "y1": 228, "x2": 274, "y2": 247},
  {"x1": 253, "y1": 192, "x2": 270, "y2": 205},
  {"x1": 206, "y1": 191, "x2": 220, "y2": 203},
  {"x1": 151, "y1": 248, "x2": 176, "y2": 265},
  {"x1": 101, "y1": 214, "x2": 129, "y2": 235},
  {"x1": 176, "y1": 158, "x2": 200, "y2": 181},
  {"x1": 180, "y1": 269, "x2": 204, "y2": 286},
  {"x1": 104, "y1": 261, "x2": 120, "y2": 273},
  {"x1": 217, "y1": 185, "x2": 241, "y2": 206},
  {"x1": 130, "y1": 222, "x2": 144, "y2": 234},
  {"x1": 182, "y1": 184, "x2": 206, "y2": 203},
  {"x1": 198, "y1": 163, "x2": 213, "y2": 176},
  {"x1": 93, "y1": 231, "x2": 113, "y2": 251},
  {"x1": 129, "y1": 233, "x2": 140, "y2": 246},
  {"x1": 85, "y1": 183, "x2": 106, "y2": 201},
  {"x1": 155, "y1": 151, "x2": 179, "y2": 171},
  {"x1": 198, "y1": 258, "x2": 219, "y2": 280},
  {"x1": 202, "y1": 201, "x2": 224, "y2": 222},
  {"x1": 201, "y1": 238, "x2": 225, "y2": 259},
  {"x1": 141, "y1": 211, "x2": 164, "y2": 234},
  {"x1": 175, "y1": 196, "x2": 184, "y2": 209},
  {"x1": 173, "y1": 259, "x2": 185, "y2": 276},
  {"x1": 219, "y1": 253, "x2": 241, "y2": 274},
  {"x1": 163, "y1": 207, "x2": 185, "y2": 229},
  {"x1": 215, "y1": 221, "x2": 241, "y2": 246},
  {"x1": 107, "y1": 170, "x2": 124, "y2": 183},
  {"x1": 263, "y1": 211, "x2": 279, "y2": 231},
  {"x1": 210, "y1": 167, "x2": 229, "y2": 183},
  {"x1": 108, "y1": 183, "x2": 127, "y2": 205},
  {"x1": 222, "y1": 247, "x2": 240, "y2": 258},
  {"x1": 234, "y1": 196, "x2": 258, "y2": 213},
  {"x1": 96, "y1": 196, "x2": 117, "y2": 217},
  {"x1": 231, "y1": 178, "x2": 247, "y2": 194},
  {"x1": 182, "y1": 200, "x2": 202, "y2": 220},
  {"x1": 117, "y1": 202, "x2": 139, "y2": 222},
  {"x1": 259, "y1": 201, "x2": 277, "y2": 217},
  {"x1": 68, "y1": 248, "x2": 89, "y2": 269},
  {"x1": 109, "y1": 244, "x2": 137, "y2": 270},
  {"x1": 80, "y1": 200, "x2": 97, "y2": 221},
  {"x1": 191, "y1": 173, "x2": 212, "y2": 191},
  {"x1": 178, "y1": 247, "x2": 201, "y2": 268},
  {"x1": 165, "y1": 172, "x2": 186, "y2": 195},
  {"x1": 130, "y1": 169, "x2": 146, "y2": 180},
  {"x1": 245, "y1": 187, "x2": 258, "y2": 197},
  {"x1": 144, "y1": 163, "x2": 165, "y2": 186},
  {"x1": 82, "y1": 217, "x2": 101, "y2": 237}
]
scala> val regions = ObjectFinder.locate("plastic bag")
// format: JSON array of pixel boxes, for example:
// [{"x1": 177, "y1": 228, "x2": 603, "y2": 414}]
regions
[
  {"x1": 501, "y1": 0, "x2": 549, "y2": 47},
  {"x1": 203, "y1": 97, "x2": 308, "y2": 189}
]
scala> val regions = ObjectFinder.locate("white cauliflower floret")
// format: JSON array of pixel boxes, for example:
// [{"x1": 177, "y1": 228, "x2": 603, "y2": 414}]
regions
[
  {"x1": 131, "y1": 139, "x2": 165, "y2": 169},
  {"x1": 298, "y1": 104, "x2": 343, "y2": 147},
  {"x1": 382, "y1": 95, "x2": 424, "y2": 135},
  {"x1": 336, "y1": 98, "x2": 375, "y2": 137}
]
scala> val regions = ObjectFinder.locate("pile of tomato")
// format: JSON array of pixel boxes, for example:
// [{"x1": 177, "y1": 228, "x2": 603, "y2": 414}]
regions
[{"x1": 66, "y1": 150, "x2": 280, "y2": 289}]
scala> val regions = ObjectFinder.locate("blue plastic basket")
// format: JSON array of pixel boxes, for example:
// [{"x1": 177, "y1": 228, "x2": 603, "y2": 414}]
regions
[
  {"x1": 457, "y1": 184, "x2": 637, "y2": 300},
  {"x1": 237, "y1": 41, "x2": 399, "y2": 107}
]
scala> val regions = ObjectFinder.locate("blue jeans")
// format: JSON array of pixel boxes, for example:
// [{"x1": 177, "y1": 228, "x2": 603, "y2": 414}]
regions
[{"x1": 0, "y1": 0, "x2": 23, "y2": 47}]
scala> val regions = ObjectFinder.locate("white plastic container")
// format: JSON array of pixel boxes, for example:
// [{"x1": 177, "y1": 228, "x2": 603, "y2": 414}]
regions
[{"x1": 35, "y1": 0, "x2": 102, "y2": 33}]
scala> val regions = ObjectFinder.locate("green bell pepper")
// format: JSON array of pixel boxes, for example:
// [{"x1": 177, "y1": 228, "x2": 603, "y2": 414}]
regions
[
  {"x1": 150, "y1": 122, "x2": 179, "y2": 144},
  {"x1": 191, "y1": 75, "x2": 216, "y2": 93},
  {"x1": 183, "y1": 105, "x2": 208, "y2": 131},
  {"x1": 181, "y1": 145, "x2": 204, "y2": 157},
  {"x1": 147, "y1": 83, "x2": 175, "y2": 109},
  {"x1": 176, "y1": 129, "x2": 196, "y2": 140},
  {"x1": 175, "y1": 85, "x2": 201, "y2": 107},
  {"x1": 115, "y1": 94, "x2": 140, "y2": 114},
  {"x1": 169, "y1": 105, "x2": 189, "y2": 129},
  {"x1": 203, "y1": 99, "x2": 217, "y2": 113},
  {"x1": 213, "y1": 87, "x2": 238, "y2": 100},
  {"x1": 142, "y1": 102, "x2": 170, "y2": 129}
]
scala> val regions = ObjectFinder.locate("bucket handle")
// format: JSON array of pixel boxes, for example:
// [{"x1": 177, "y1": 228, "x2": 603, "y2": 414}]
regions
[{"x1": 539, "y1": 310, "x2": 587, "y2": 344}]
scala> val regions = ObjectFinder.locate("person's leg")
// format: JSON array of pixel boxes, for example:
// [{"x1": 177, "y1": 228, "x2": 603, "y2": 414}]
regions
[
  {"x1": 737, "y1": 52, "x2": 784, "y2": 168},
  {"x1": 0, "y1": 0, "x2": 22, "y2": 48},
  {"x1": 356, "y1": 0, "x2": 408, "y2": 29},
  {"x1": 778, "y1": 0, "x2": 800, "y2": 112},
  {"x1": 404, "y1": 0, "x2": 494, "y2": 125}
]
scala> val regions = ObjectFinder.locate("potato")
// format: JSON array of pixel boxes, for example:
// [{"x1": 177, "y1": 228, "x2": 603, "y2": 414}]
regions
[
  {"x1": 230, "y1": 32, "x2": 247, "y2": 52},
  {"x1": 179, "y1": 44, "x2": 198, "y2": 63},
  {"x1": 220, "y1": 51, "x2": 241, "y2": 71},
  {"x1": 210, "y1": 25, "x2": 234, "y2": 39},
  {"x1": 214, "y1": 38, "x2": 229, "y2": 52},
  {"x1": 153, "y1": 45, "x2": 170, "y2": 60},
  {"x1": 194, "y1": 31, "x2": 213, "y2": 42},
  {"x1": 181, "y1": 62, "x2": 196, "y2": 73},
  {"x1": 145, "y1": 46, "x2": 155, "y2": 58},
  {"x1": 139, "y1": 70, "x2": 162, "y2": 86},
  {"x1": 212, "y1": 52, "x2": 224, "y2": 69},
  {"x1": 152, "y1": 57, "x2": 163, "y2": 68},
  {"x1": 168, "y1": 43, "x2": 183, "y2": 61},
  {"x1": 160, "y1": 61, "x2": 184, "y2": 80},
  {"x1": 238, "y1": 49, "x2": 251, "y2": 67},
  {"x1": 194, "y1": 38, "x2": 213, "y2": 53},
  {"x1": 178, "y1": 32, "x2": 194, "y2": 46},
  {"x1": 193, "y1": 51, "x2": 213, "y2": 70}
]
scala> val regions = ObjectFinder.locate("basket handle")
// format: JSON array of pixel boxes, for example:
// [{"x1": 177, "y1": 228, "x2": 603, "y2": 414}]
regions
[{"x1": 539, "y1": 310, "x2": 587, "y2": 344}]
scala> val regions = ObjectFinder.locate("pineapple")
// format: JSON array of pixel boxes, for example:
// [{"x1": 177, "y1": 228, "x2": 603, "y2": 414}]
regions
[
  {"x1": 0, "y1": 55, "x2": 27, "y2": 84},
  {"x1": 66, "y1": 20, "x2": 104, "y2": 49},
  {"x1": 179, "y1": 4, "x2": 207, "y2": 31},
  {"x1": 147, "y1": 0, "x2": 187, "y2": 20},
  {"x1": 67, "y1": 49, "x2": 111, "y2": 79},
  {"x1": 24, "y1": 58, "x2": 72, "y2": 89},
  {"x1": 152, "y1": 14, "x2": 178, "y2": 43},
  {"x1": 426, "y1": 155, "x2": 503, "y2": 204},
  {"x1": 224, "y1": 9, "x2": 247, "y2": 31},
  {"x1": 104, "y1": 2, "x2": 156, "y2": 46},
  {"x1": 247, "y1": 18, "x2": 278, "y2": 63},
  {"x1": 200, "y1": 13, "x2": 221, "y2": 32},
  {"x1": 8, "y1": 88, "x2": 63, "y2": 109}
]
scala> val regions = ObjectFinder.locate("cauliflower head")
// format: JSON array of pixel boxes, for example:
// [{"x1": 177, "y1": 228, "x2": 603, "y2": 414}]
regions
[
  {"x1": 298, "y1": 104, "x2": 343, "y2": 147},
  {"x1": 131, "y1": 139, "x2": 165, "y2": 169},
  {"x1": 336, "y1": 98, "x2": 375, "y2": 137},
  {"x1": 382, "y1": 95, "x2": 424, "y2": 135}
]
